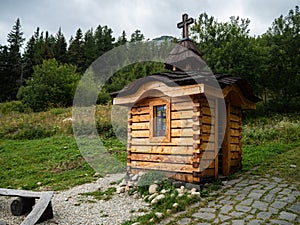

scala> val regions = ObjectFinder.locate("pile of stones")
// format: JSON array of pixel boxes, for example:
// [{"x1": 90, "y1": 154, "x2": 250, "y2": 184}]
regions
[{"x1": 115, "y1": 172, "x2": 203, "y2": 201}]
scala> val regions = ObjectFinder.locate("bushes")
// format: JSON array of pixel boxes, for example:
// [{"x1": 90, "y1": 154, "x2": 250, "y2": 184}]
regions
[
  {"x1": 0, "y1": 101, "x2": 31, "y2": 114},
  {"x1": 18, "y1": 59, "x2": 80, "y2": 112},
  {"x1": 242, "y1": 113, "x2": 300, "y2": 145}
]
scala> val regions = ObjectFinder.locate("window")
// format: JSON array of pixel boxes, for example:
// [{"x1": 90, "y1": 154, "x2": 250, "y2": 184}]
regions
[
  {"x1": 154, "y1": 105, "x2": 167, "y2": 137},
  {"x1": 150, "y1": 99, "x2": 170, "y2": 142}
]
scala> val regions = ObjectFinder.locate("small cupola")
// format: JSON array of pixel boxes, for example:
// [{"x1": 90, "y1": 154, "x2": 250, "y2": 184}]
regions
[{"x1": 165, "y1": 13, "x2": 207, "y2": 72}]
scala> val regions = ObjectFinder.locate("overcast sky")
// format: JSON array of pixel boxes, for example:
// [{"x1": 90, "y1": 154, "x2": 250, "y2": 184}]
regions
[{"x1": 0, "y1": 0, "x2": 299, "y2": 46}]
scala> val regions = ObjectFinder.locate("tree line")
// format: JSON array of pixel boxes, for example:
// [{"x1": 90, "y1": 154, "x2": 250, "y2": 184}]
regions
[{"x1": 0, "y1": 6, "x2": 299, "y2": 113}]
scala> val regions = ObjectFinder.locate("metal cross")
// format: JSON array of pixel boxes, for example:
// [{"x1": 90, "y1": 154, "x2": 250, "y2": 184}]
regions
[{"x1": 177, "y1": 13, "x2": 194, "y2": 39}]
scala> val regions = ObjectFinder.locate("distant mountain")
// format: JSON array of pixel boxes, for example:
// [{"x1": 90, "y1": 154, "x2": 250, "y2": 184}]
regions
[{"x1": 152, "y1": 35, "x2": 176, "y2": 43}]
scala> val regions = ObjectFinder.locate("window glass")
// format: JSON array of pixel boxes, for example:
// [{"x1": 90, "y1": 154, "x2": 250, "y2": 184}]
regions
[{"x1": 154, "y1": 105, "x2": 166, "y2": 137}]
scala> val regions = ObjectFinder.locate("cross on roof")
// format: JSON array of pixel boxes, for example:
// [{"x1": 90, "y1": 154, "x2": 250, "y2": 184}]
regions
[{"x1": 177, "y1": 13, "x2": 194, "y2": 39}]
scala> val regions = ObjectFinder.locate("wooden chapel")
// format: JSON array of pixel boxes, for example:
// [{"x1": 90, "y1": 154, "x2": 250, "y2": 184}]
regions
[{"x1": 112, "y1": 14, "x2": 260, "y2": 183}]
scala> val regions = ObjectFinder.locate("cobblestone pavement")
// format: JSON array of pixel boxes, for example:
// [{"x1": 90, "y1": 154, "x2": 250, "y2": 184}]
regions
[{"x1": 161, "y1": 172, "x2": 300, "y2": 225}]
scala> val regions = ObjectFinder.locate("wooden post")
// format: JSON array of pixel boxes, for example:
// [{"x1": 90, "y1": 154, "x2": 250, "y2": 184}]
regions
[
  {"x1": 214, "y1": 98, "x2": 219, "y2": 178},
  {"x1": 127, "y1": 111, "x2": 132, "y2": 173},
  {"x1": 222, "y1": 101, "x2": 231, "y2": 176}
]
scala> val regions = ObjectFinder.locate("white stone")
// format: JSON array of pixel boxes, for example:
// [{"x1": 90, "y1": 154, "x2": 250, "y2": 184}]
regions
[
  {"x1": 173, "y1": 203, "x2": 179, "y2": 208},
  {"x1": 116, "y1": 186, "x2": 125, "y2": 194},
  {"x1": 155, "y1": 212, "x2": 163, "y2": 218},
  {"x1": 93, "y1": 172, "x2": 100, "y2": 177},
  {"x1": 190, "y1": 188, "x2": 197, "y2": 193},
  {"x1": 133, "y1": 193, "x2": 139, "y2": 199},
  {"x1": 37, "y1": 182, "x2": 42, "y2": 186},
  {"x1": 151, "y1": 194, "x2": 165, "y2": 204},
  {"x1": 160, "y1": 189, "x2": 167, "y2": 194},
  {"x1": 148, "y1": 193, "x2": 158, "y2": 201},
  {"x1": 191, "y1": 191, "x2": 200, "y2": 196},
  {"x1": 149, "y1": 184, "x2": 159, "y2": 194},
  {"x1": 119, "y1": 179, "x2": 127, "y2": 187}
]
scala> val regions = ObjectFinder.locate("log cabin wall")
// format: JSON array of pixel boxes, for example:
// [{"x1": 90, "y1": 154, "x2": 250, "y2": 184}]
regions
[
  {"x1": 127, "y1": 96, "x2": 200, "y2": 183},
  {"x1": 197, "y1": 96, "x2": 218, "y2": 180},
  {"x1": 229, "y1": 105, "x2": 242, "y2": 172}
]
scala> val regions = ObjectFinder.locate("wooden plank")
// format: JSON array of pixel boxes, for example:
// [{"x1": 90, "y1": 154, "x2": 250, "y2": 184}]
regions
[
  {"x1": 130, "y1": 153, "x2": 193, "y2": 164},
  {"x1": 131, "y1": 137, "x2": 195, "y2": 146},
  {"x1": 171, "y1": 110, "x2": 194, "y2": 119},
  {"x1": 202, "y1": 107, "x2": 214, "y2": 116},
  {"x1": 202, "y1": 125, "x2": 215, "y2": 134},
  {"x1": 171, "y1": 119, "x2": 193, "y2": 128},
  {"x1": 0, "y1": 189, "x2": 42, "y2": 198},
  {"x1": 231, "y1": 152, "x2": 240, "y2": 160},
  {"x1": 201, "y1": 134, "x2": 215, "y2": 142},
  {"x1": 172, "y1": 96, "x2": 195, "y2": 104},
  {"x1": 230, "y1": 137, "x2": 240, "y2": 144},
  {"x1": 131, "y1": 114, "x2": 150, "y2": 122},
  {"x1": 230, "y1": 113, "x2": 241, "y2": 122},
  {"x1": 200, "y1": 150, "x2": 217, "y2": 159},
  {"x1": 130, "y1": 161, "x2": 195, "y2": 173},
  {"x1": 199, "y1": 159, "x2": 215, "y2": 170},
  {"x1": 131, "y1": 106, "x2": 149, "y2": 115},
  {"x1": 130, "y1": 168, "x2": 195, "y2": 183},
  {"x1": 130, "y1": 145, "x2": 194, "y2": 154},
  {"x1": 201, "y1": 142, "x2": 215, "y2": 151},
  {"x1": 171, "y1": 128, "x2": 194, "y2": 137},
  {"x1": 229, "y1": 144, "x2": 241, "y2": 151},
  {"x1": 230, "y1": 128, "x2": 240, "y2": 137},
  {"x1": 171, "y1": 102, "x2": 199, "y2": 111},
  {"x1": 231, "y1": 121, "x2": 241, "y2": 129},
  {"x1": 132, "y1": 122, "x2": 149, "y2": 130},
  {"x1": 132, "y1": 130, "x2": 149, "y2": 138},
  {"x1": 200, "y1": 99, "x2": 215, "y2": 109},
  {"x1": 202, "y1": 116, "x2": 214, "y2": 125}
]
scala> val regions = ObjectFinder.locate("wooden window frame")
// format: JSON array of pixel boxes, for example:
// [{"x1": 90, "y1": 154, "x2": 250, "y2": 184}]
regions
[{"x1": 149, "y1": 98, "x2": 171, "y2": 143}]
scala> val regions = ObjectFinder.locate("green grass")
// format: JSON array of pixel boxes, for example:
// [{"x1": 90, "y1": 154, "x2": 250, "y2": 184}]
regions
[
  {"x1": 0, "y1": 135, "x2": 126, "y2": 190},
  {"x1": 80, "y1": 187, "x2": 116, "y2": 201},
  {"x1": 0, "y1": 136, "x2": 95, "y2": 190},
  {"x1": 242, "y1": 113, "x2": 300, "y2": 184}
]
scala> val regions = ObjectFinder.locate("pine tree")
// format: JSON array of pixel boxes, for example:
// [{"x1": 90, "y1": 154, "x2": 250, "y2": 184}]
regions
[
  {"x1": 94, "y1": 25, "x2": 104, "y2": 56},
  {"x1": 22, "y1": 36, "x2": 36, "y2": 80},
  {"x1": 53, "y1": 28, "x2": 67, "y2": 63},
  {"x1": 0, "y1": 45, "x2": 13, "y2": 101},
  {"x1": 130, "y1": 29, "x2": 144, "y2": 42},
  {"x1": 102, "y1": 26, "x2": 115, "y2": 52},
  {"x1": 6, "y1": 18, "x2": 25, "y2": 100},
  {"x1": 68, "y1": 28, "x2": 84, "y2": 72},
  {"x1": 116, "y1": 30, "x2": 127, "y2": 46},
  {"x1": 83, "y1": 28, "x2": 97, "y2": 69}
]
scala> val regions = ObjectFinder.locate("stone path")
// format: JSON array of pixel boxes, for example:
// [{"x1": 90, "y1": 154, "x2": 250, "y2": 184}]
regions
[{"x1": 161, "y1": 172, "x2": 300, "y2": 225}]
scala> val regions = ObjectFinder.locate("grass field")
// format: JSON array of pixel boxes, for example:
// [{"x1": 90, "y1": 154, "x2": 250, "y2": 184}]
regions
[{"x1": 0, "y1": 102, "x2": 299, "y2": 191}]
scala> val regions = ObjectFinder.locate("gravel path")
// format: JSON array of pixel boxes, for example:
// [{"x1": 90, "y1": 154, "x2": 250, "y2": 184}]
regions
[
  {"x1": 0, "y1": 173, "x2": 148, "y2": 225},
  {"x1": 1, "y1": 172, "x2": 299, "y2": 225}
]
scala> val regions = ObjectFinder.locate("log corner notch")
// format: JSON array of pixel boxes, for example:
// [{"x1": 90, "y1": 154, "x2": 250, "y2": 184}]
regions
[{"x1": 0, "y1": 188, "x2": 54, "y2": 225}]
